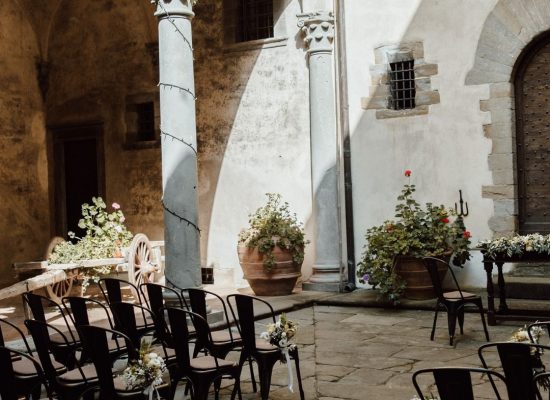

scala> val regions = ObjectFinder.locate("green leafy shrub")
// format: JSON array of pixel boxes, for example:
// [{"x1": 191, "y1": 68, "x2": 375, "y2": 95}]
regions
[
  {"x1": 238, "y1": 193, "x2": 309, "y2": 271},
  {"x1": 49, "y1": 197, "x2": 133, "y2": 289},
  {"x1": 357, "y1": 171, "x2": 471, "y2": 303}
]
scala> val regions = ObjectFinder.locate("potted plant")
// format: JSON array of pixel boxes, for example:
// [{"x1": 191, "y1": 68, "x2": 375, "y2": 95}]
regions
[
  {"x1": 357, "y1": 170, "x2": 471, "y2": 303},
  {"x1": 238, "y1": 193, "x2": 309, "y2": 296}
]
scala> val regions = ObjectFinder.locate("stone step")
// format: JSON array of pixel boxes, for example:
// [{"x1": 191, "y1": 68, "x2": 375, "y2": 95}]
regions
[
  {"x1": 493, "y1": 276, "x2": 550, "y2": 300},
  {"x1": 508, "y1": 263, "x2": 550, "y2": 277}
]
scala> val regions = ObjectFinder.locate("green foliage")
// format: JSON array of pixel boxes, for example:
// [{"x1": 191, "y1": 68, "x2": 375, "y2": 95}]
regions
[
  {"x1": 49, "y1": 197, "x2": 133, "y2": 289},
  {"x1": 239, "y1": 193, "x2": 309, "y2": 271},
  {"x1": 357, "y1": 182, "x2": 471, "y2": 303}
]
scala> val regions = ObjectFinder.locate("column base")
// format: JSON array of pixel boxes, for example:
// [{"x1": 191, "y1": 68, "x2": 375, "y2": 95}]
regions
[{"x1": 302, "y1": 281, "x2": 342, "y2": 292}]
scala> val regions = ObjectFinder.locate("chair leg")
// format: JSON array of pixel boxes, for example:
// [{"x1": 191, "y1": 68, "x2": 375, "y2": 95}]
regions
[
  {"x1": 192, "y1": 377, "x2": 214, "y2": 400},
  {"x1": 257, "y1": 357, "x2": 279, "y2": 400},
  {"x1": 447, "y1": 307, "x2": 458, "y2": 346},
  {"x1": 477, "y1": 302, "x2": 490, "y2": 342},
  {"x1": 248, "y1": 356, "x2": 257, "y2": 393},
  {"x1": 457, "y1": 308, "x2": 465, "y2": 335},
  {"x1": 291, "y1": 348, "x2": 305, "y2": 400},
  {"x1": 431, "y1": 307, "x2": 439, "y2": 341}
]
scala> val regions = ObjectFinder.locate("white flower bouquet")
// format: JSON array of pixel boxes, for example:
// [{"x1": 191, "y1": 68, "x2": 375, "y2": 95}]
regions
[
  {"x1": 260, "y1": 313, "x2": 298, "y2": 352},
  {"x1": 509, "y1": 323, "x2": 549, "y2": 391},
  {"x1": 478, "y1": 234, "x2": 550, "y2": 259},
  {"x1": 122, "y1": 339, "x2": 166, "y2": 391}
]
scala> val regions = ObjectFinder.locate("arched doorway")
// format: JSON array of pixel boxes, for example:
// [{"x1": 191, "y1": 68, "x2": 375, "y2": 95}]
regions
[{"x1": 514, "y1": 32, "x2": 550, "y2": 234}]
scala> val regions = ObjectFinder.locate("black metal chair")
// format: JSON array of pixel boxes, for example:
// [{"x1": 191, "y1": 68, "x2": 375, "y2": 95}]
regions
[
  {"x1": 227, "y1": 294, "x2": 305, "y2": 400},
  {"x1": 1, "y1": 317, "x2": 60, "y2": 399},
  {"x1": 412, "y1": 367, "x2": 508, "y2": 400},
  {"x1": 479, "y1": 341, "x2": 550, "y2": 400},
  {"x1": 423, "y1": 257, "x2": 490, "y2": 345},
  {"x1": 23, "y1": 292, "x2": 81, "y2": 367},
  {"x1": 0, "y1": 346, "x2": 53, "y2": 400},
  {"x1": 78, "y1": 325, "x2": 170, "y2": 400},
  {"x1": 534, "y1": 372, "x2": 550, "y2": 399},
  {"x1": 166, "y1": 306, "x2": 241, "y2": 400},
  {"x1": 25, "y1": 319, "x2": 98, "y2": 400},
  {"x1": 528, "y1": 321, "x2": 550, "y2": 343},
  {"x1": 185, "y1": 288, "x2": 242, "y2": 358},
  {"x1": 62, "y1": 296, "x2": 128, "y2": 362},
  {"x1": 110, "y1": 301, "x2": 176, "y2": 365},
  {"x1": 99, "y1": 278, "x2": 155, "y2": 335}
]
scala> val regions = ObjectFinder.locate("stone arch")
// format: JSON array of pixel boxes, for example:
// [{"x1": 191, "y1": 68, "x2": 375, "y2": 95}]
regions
[{"x1": 466, "y1": 0, "x2": 550, "y2": 236}]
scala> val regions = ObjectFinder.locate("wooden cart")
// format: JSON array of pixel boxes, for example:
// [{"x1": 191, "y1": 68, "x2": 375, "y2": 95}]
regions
[{"x1": 4, "y1": 233, "x2": 164, "y2": 303}]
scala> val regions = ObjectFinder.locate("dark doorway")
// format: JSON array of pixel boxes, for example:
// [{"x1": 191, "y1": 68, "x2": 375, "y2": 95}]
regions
[
  {"x1": 51, "y1": 124, "x2": 105, "y2": 239},
  {"x1": 515, "y1": 33, "x2": 550, "y2": 234}
]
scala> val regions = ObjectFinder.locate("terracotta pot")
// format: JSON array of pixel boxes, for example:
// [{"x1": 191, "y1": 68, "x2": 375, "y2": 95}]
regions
[
  {"x1": 237, "y1": 245, "x2": 302, "y2": 296},
  {"x1": 394, "y1": 254, "x2": 451, "y2": 300}
]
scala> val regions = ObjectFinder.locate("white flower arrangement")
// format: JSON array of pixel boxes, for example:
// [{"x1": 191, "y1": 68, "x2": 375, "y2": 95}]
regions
[
  {"x1": 122, "y1": 339, "x2": 166, "y2": 390},
  {"x1": 478, "y1": 233, "x2": 550, "y2": 259},
  {"x1": 510, "y1": 324, "x2": 545, "y2": 344},
  {"x1": 260, "y1": 313, "x2": 298, "y2": 351}
]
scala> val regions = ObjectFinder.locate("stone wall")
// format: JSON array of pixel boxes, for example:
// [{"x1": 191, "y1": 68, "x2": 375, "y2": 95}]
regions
[
  {"x1": 45, "y1": 0, "x2": 164, "y2": 242},
  {"x1": 193, "y1": 0, "x2": 313, "y2": 287},
  {"x1": 0, "y1": 2, "x2": 50, "y2": 286}
]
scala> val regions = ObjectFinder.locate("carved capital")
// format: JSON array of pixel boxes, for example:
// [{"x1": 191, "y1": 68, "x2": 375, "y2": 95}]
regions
[
  {"x1": 297, "y1": 11, "x2": 334, "y2": 54},
  {"x1": 152, "y1": 0, "x2": 194, "y2": 19}
]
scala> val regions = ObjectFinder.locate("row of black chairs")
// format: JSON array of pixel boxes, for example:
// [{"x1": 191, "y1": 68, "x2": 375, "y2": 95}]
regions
[
  {"x1": 413, "y1": 321, "x2": 550, "y2": 400},
  {"x1": 1, "y1": 278, "x2": 305, "y2": 400}
]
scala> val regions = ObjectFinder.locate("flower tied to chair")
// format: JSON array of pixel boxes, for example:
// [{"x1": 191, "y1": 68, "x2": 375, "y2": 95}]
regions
[
  {"x1": 509, "y1": 324, "x2": 550, "y2": 391},
  {"x1": 260, "y1": 313, "x2": 298, "y2": 392},
  {"x1": 122, "y1": 339, "x2": 166, "y2": 399}
]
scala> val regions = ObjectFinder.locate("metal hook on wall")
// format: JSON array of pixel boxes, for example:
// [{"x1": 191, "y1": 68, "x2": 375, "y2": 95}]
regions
[{"x1": 455, "y1": 190, "x2": 469, "y2": 217}]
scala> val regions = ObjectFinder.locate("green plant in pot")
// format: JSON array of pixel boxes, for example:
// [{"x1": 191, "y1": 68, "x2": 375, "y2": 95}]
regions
[
  {"x1": 238, "y1": 193, "x2": 309, "y2": 296},
  {"x1": 357, "y1": 170, "x2": 471, "y2": 304}
]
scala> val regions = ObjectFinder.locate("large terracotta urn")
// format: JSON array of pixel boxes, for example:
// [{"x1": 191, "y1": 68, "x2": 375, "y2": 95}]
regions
[
  {"x1": 237, "y1": 245, "x2": 302, "y2": 296},
  {"x1": 394, "y1": 254, "x2": 451, "y2": 300}
]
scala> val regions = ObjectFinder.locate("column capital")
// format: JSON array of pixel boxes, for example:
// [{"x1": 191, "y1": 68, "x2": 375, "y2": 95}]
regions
[
  {"x1": 152, "y1": 0, "x2": 194, "y2": 19},
  {"x1": 297, "y1": 11, "x2": 334, "y2": 54}
]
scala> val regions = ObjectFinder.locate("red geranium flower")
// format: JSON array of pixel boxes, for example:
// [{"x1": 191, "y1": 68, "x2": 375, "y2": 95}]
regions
[
  {"x1": 441, "y1": 217, "x2": 449, "y2": 224},
  {"x1": 463, "y1": 231, "x2": 471, "y2": 239},
  {"x1": 404, "y1": 170, "x2": 412, "y2": 177}
]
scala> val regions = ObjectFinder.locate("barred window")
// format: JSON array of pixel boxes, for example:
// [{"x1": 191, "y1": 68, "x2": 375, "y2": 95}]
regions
[
  {"x1": 388, "y1": 60, "x2": 416, "y2": 110},
  {"x1": 237, "y1": 0, "x2": 274, "y2": 42}
]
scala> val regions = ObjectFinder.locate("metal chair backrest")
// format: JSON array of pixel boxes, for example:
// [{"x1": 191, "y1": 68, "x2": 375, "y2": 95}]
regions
[
  {"x1": 0, "y1": 318, "x2": 33, "y2": 355},
  {"x1": 423, "y1": 257, "x2": 466, "y2": 301},
  {"x1": 186, "y1": 288, "x2": 236, "y2": 341},
  {"x1": 99, "y1": 277, "x2": 142, "y2": 306},
  {"x1": 227, "y1": 294, "x2": 276, "y2": 352},
  {"x1": 23, "y1": 292, "x2": 78, "y2": 343},
  {"x1": 166, "y1": 307, "x2": 218, "y2": 369},
  {"x1": 140, "y1": 282, "x2": 185, "y2": 315},
  {"x1": 0, "y1": 346, "x2": 51, "y2": 400},
  {"x1": 479, "y1": 342, "x2": 550, "y2": 400},
  {"x1": 78, "y1": 325, "x2": 136, "y2": 399},
  {"x1": 24, "y1": 319, "x2": 85, "y2": 384},
  {"x1": 62, "y1": 296, "x2": 114, "y2": 330},
  {"x1": 412, "y1": 367, "x2": 507, "y2": 400}
]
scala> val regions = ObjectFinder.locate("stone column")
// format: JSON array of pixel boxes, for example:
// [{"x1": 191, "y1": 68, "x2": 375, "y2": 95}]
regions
[
  {"x1": 298, "y1": 11, "x2": 343, "y2": 291},
  {"x1": 154, "y1": 0, "x2": 201, "y2": 290}
]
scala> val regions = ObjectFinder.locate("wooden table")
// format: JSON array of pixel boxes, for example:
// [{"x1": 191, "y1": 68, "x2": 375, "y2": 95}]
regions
[{"x1": 483, "y1": 251, "x2": 550, "y2": 325}]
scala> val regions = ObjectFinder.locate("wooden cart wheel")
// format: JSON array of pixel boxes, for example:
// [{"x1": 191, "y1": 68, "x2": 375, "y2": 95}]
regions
[
  {"x1": 127, "y1": 234, "x2": 157, "y2": 287},
  {"x1": 44, "y1": 237, "x2": 75, "y2": 303}
]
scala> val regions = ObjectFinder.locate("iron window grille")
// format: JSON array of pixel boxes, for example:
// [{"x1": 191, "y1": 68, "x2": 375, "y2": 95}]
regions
[
  {"x1": 388, "y1": 59, "x2": 416, "y2": 110},
  {"x1": 237, "y1": 0, "x2": 274, "y2": 42}
]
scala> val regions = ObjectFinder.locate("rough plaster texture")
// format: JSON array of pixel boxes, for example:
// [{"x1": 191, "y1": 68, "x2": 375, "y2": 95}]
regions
[
  {"x1": 193, "y1": 0, "x2": 314, "y2": 288},
  {"x1": 46, "y1": 0, "x2": 164, "y2": 245},
  {"x1": 0, "y1": 2, "x2": 50, "y2": 286},
  {"x1": 345, "y1": 0, "x2": 497, "y2": 288}
]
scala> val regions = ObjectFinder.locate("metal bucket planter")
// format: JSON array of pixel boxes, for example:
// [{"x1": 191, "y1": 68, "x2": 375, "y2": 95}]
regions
[
  {"x1": 394, "y1": 254, "x2": 451, "y2": 300},
  {"x1": 237, "y1": 245, "x2": 302, "y2": 296}
]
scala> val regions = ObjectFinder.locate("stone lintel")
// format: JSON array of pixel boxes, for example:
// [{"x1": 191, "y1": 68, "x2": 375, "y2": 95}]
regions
[{"x1": 375, "y1": 106, "x2": 429, "y2": 119}]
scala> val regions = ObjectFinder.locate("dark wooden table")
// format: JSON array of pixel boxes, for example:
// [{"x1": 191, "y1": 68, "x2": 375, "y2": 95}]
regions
[{"x1": 483, "y1": 251, "x2": 550, "y2": 325}]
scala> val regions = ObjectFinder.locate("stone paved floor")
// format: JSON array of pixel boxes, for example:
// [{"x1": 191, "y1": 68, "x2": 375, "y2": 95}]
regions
[{"x1": 211, "y1": 305, "x2": 526, "y2": 400}]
